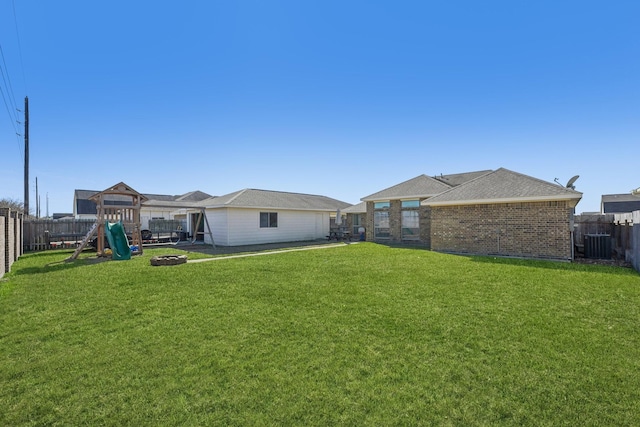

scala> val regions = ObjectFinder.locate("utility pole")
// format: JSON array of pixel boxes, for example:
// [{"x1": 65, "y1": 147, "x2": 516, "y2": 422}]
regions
[
  {"x1": 23, "y1": 96, "x2": 29, "y2": 216},
  {"x1": 35, "y1": 176, "x2": 39, "y2": 218}
]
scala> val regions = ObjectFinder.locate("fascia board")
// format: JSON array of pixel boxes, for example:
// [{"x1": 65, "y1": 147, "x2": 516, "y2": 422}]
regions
[{"x1": 423, "y1": 194, "x2": 583, "y2": 207}]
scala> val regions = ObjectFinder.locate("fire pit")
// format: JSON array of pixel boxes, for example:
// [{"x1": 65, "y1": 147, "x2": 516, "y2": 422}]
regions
[{"x1": 150, "y1": 254, "x2": 188, "y2": 266}]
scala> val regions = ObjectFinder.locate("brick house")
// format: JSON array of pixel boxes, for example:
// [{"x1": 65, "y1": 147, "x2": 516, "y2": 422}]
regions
[
  {"x1": 357, "y1": 168, "x2": 582, "y2": 260},
  {"x1": 360, "y1": 171, "x2": 490, "y2": 246},
  {"x1": 424, "y1": 168, "x2": 582, "y2": 260},
  {"x1": 342, "y1": 202, "x2": 366, "y2": 237}
]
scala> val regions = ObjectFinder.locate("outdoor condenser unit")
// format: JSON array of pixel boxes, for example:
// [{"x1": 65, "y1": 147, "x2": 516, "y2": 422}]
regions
[{"x1": 583, "y1": 234, "x2": 612, "y2": 259}]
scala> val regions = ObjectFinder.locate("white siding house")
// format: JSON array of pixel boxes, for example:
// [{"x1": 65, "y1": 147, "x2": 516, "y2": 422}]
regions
[{"x1": 194, "y1": 189, "x2": 351, "y2": 246}]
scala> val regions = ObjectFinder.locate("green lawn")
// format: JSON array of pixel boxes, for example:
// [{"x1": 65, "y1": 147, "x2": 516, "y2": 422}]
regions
[{"x1": 1, "y1": 243, "x2": 639, "y2": 426}]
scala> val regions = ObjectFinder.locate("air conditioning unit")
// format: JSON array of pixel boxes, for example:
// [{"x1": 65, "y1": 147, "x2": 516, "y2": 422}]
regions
[{"x1": 583, "y1": 234, "x2": 612, "y2": 259}]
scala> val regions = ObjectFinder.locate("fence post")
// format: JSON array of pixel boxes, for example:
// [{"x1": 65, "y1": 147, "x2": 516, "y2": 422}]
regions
[{"x1": 632, "y1": 211, "x2": 640, "y2": 273}]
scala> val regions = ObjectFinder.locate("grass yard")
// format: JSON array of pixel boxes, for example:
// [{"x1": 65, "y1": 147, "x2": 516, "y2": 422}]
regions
[{"x1": 1, "y1": 243, "x2": 639, "y2": 426}]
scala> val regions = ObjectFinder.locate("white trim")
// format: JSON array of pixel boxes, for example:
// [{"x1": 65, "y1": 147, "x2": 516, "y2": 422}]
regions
[
  {"x1": 361, "y1": 194, "x2": 439, "y2": 202},
  {"x1": 422, "y1": 194, "x2": 582, "y2": 207}
]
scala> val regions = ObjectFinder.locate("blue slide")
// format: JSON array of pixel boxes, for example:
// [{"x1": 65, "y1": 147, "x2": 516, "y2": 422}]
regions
[{"x1": 104, "y1": 221, "x2": 131, "y2": 260}]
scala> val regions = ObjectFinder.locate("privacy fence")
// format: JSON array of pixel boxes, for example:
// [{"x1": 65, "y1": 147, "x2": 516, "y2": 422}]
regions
[
  {"x1": 23, "y1": 219, "x2": 96, "y2": 251},
  {"x1": 15, "y1": 214, "x2": 640, "y2": 274},
  {"x1": 574, "y1": 212, "x2": 639, "y2": 272},
  {"x1": 0, "y1": 208, "x2": 24, "y2": 279}
]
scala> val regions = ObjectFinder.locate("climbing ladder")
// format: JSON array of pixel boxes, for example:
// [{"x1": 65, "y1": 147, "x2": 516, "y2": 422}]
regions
[{"x1": 66, "y1": 222, "x2": 98, "y2": 261}]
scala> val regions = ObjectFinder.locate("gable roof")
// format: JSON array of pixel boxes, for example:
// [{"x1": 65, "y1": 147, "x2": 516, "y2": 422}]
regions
[
  {"x1": 198, "y1": 189, "x2": 351, "y2": 211},
  {"x1": 175, "y1": 190, "x2": 212, "y2": 202},
  {"x1": 342, "y1": 201, "x2": 367, "y2": 214},
  {"x1": 74, "y1": 188, "x2": 212, "y2": 213},
  {"x1": 88, "y1": 182, "x2": 148, "y2": 202},
  {"x1": 361, "y1": 175, "x2": 452, "y2": 201},
  {"x1": 422, "y1": 168, "x2": 582, "y2": 207},
  {"x1": 434, "y1": 170, "x2": 493, "y2": 187}
]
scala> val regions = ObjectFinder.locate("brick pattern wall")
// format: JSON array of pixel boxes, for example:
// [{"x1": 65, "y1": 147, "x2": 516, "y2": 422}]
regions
[
  {"x1": 431, "y1": 201, "x2": 574, "y2": 260},
  {"x1": 420, "y1": 206, "x2": 431, "y2": 247},
  {"x1": 366, "y1": 200, "x2": 431, "y2": 246},
  {"x1": 365, "y1": 202, "x2": 375, "y2": 241},
  {"x1": 0, "y1": 208, "x2": 23, "y2": 277},
  {"x1": 1, "y1": 209, "x2": 14, "y2": 274},
  {"x1": 389, "y1": 200, "x2": 402, "y2": 240}
]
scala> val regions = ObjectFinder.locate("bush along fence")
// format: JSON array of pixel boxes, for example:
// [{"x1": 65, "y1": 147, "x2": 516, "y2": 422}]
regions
[
  {"x1": 23, "y1": 218, "x2": 96, "y2": 251},
  {"x1": 0, "y1": 208, "x2": 24, "y2": 279}
]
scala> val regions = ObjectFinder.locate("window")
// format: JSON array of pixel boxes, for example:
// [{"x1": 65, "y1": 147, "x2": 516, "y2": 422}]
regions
[
  {"x1": 374, "y1": 201, "x2": 390, "y2": 209},
  {"x1": 374, "y1": 211, "x2": 390, "y2": 239},
  {"x1": 401, "y1": 210, "x2": 420, "y2": 240},
  {"x1": 260, "y1": 212, "x2": 278, "y2": 228},
  {"x1": 401, "y1": 200, "x2": 420, "y2": 208},
  {"x1": 352, "y1": 214, "x2": 362, "y2": 235}
]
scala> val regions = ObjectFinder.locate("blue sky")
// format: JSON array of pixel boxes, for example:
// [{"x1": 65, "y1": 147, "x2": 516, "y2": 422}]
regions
[{"x1": 1, "y1": 0, "x2": 638, "y2": 215}]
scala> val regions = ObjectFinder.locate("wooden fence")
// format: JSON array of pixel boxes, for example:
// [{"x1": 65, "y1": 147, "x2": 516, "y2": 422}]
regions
[
  {"x1": 573, "y1": 212, "x2": 638, "y2": 272},
  {"x1": 24, "y1": 218, "x2": 96, "y2": 251}
]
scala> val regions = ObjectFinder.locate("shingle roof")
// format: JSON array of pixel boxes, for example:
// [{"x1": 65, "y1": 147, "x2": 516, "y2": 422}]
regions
[
  {"x1": 434, "y1": 170, "x2": 493, "y2": 187},
  {"x1": 422, "y1": 168, "x2": 582, "y2": 206},
  {"x1": 175, "y1": 190, "x2": 213, "y2": 202},
  {"x1": 361, "y1": 175, "x2": 452, "y2": 201},
  {"x1": 198, "y1": 189, "x2": 351, "y2": 211},
  {"x1": 144, "y1": 193, "x2": 177, "y2": 202},
  {"x1": 75, "y1": 188, "x2": 212, "y2": 211},
  {"x1": 342, "y1": 201, "x2": 366, "y2": 214}
]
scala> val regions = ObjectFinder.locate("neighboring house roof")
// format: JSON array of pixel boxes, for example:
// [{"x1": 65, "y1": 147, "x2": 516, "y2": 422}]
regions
[
  {"x1": 144, "y1": 193, "x2": 177, "y2": 203},
  {"x1": 422, "y1": 168, "x2": 583, "y2": 207},
  {"x1": 601, "y1": 194, "x2": 640, "y2": 214},
  {"x1": 74, "y1": 188, "x2": 212, "y2": 214},
  {"x1": 361, "y1": 174, "x2": 453, "y2": 201},
  {"x1": 342, "y1": 202, "x2": 366, "y2": 214},
  {"x1": 433, "y1": 170, "x2": 493, "y2": 187},
  {"x1": 175, "y1": 191, "x2": 212, "y2": 202},
  {"x1": 88, "y1": 182, "x2": 148, "y2": 203},
  {"x1": 198, "y1": 189, "x2": 351, "y2": 211}
]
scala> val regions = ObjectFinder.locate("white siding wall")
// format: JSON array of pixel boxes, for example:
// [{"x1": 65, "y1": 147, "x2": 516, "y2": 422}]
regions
[
  {"x1": 204, "y1": 208, "x2": 331, "y2": 246},
  {"x1": 205, "y1": 209, "x2": 230, "y2": 246}
]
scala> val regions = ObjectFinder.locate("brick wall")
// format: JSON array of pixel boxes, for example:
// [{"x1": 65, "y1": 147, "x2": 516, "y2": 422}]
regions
[
  {"x1": 1, "y1": 208, "x2": 23, "y2": 277},
  {"x1": 430, "y1": 201, "x2": 574, "y2": 260},
  {"x1": 420, "y1": 206, "x2": 431, "y2": 247},
  {"x1": 365, "y1": 202, "x2": 375, "y2": 241},
  {"x1": 1, "y1": 208, "x2": 15, "y2": 274},
  {"x1": 389, "y1": 200, "x2": 402, "y2": 240},
  {"x1": 366, "y1": 200, "x2": 431, "y2": 246}
]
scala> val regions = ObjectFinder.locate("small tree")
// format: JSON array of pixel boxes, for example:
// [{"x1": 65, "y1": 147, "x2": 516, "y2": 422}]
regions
[{"x1": 0, "y1": 198, "x2": 25, "y2": 213}]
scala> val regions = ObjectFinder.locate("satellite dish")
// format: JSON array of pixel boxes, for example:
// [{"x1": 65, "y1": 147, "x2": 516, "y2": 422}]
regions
[{"x1": 566, "y1": 175, "x2": 579, "y2": 190}]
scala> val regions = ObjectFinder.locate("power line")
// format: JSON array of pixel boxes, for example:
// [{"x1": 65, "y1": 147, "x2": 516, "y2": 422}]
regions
[
  {"x1": 0, "y1": 47, "x2": 23, "y2": 161},
  {"x1": 0, "y1": 44, "x2": 20, "y2": 122},
  {"x1": 11, "y1": 0, "x2": 28, "y2": 94}
]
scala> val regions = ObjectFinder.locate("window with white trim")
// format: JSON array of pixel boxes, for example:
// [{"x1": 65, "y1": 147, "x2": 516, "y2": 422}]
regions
[{"x1": 260, "y1": 212, "x2": 278, "y2": 228}]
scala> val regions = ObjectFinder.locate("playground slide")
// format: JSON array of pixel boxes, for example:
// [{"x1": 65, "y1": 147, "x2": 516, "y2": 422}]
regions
[{"x1": 105, "y1": 221, "x2": 131, "y2": 260}]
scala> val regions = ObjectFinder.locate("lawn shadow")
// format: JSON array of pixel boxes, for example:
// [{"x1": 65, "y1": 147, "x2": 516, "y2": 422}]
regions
[
  {"x1": 373, "y1": 243, "x2": 638, "y2": 277},
  {"x1": 467, "y1": 254, "x2": 638, "y2": 276},
  {"x1": 12, "y1": 254, "x2": 110, "y2": 276}
]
